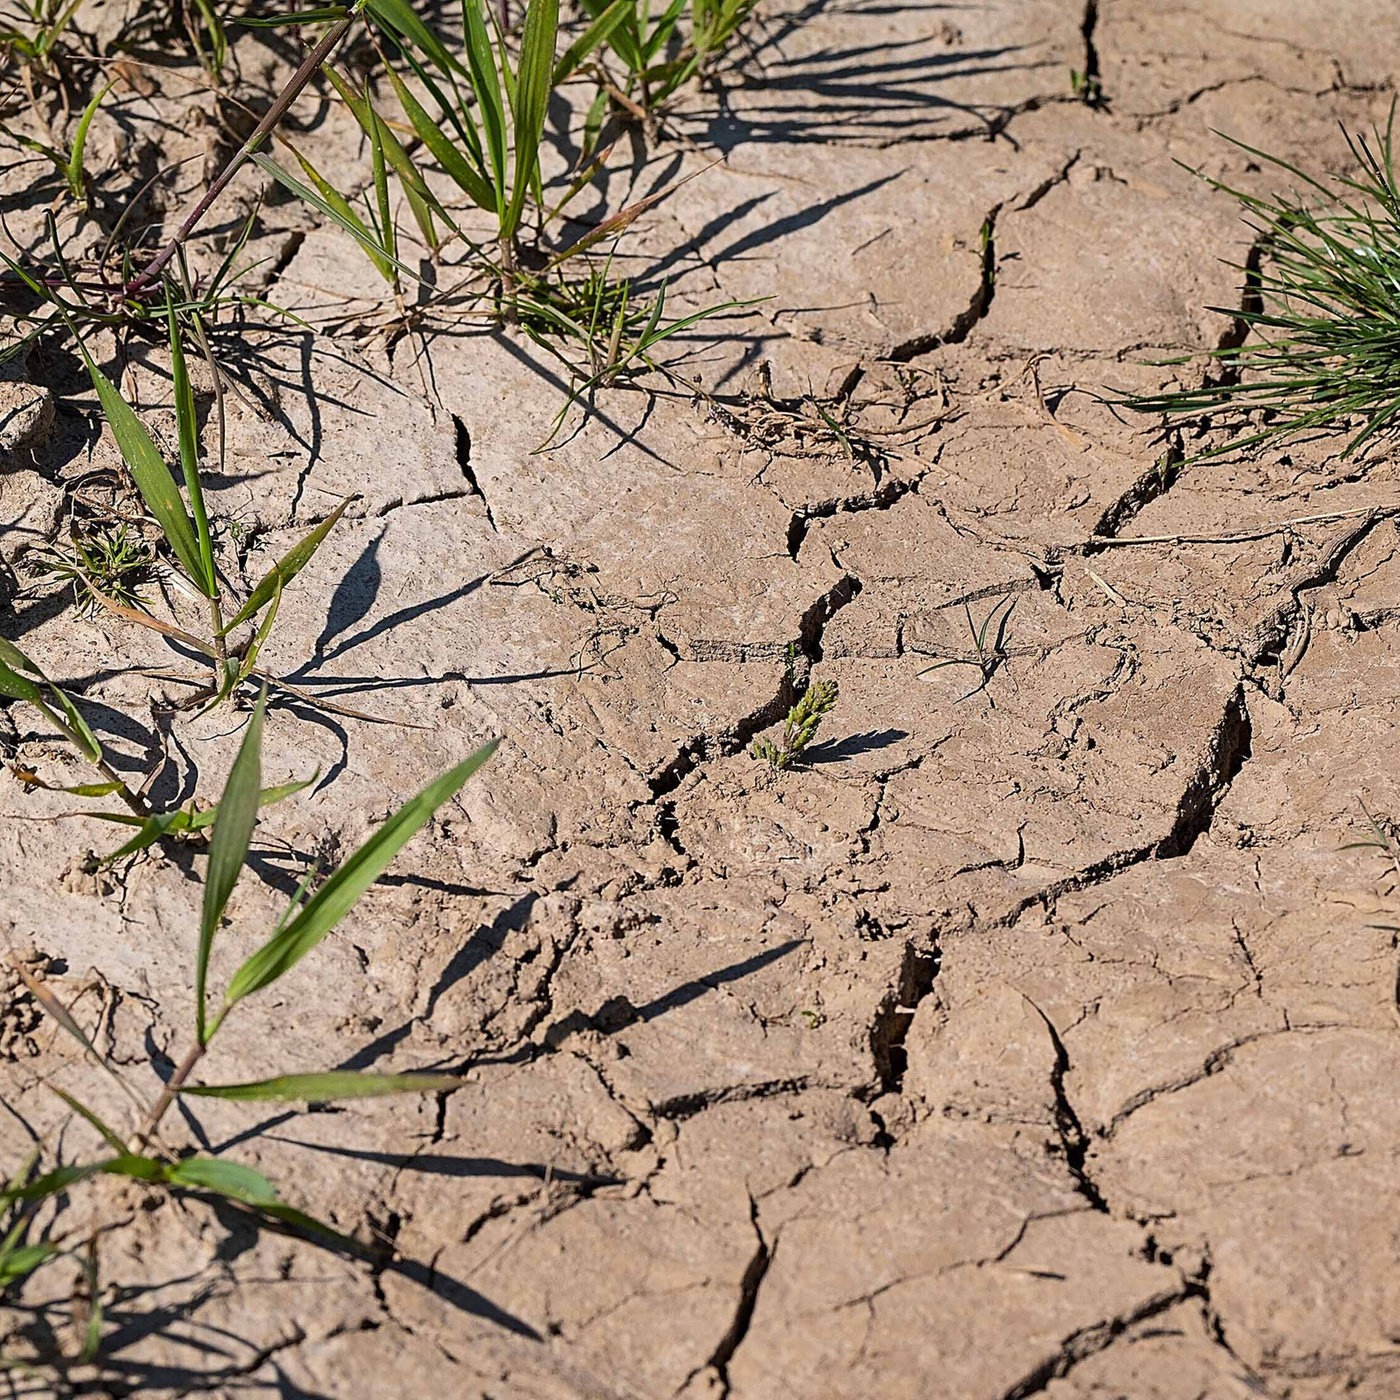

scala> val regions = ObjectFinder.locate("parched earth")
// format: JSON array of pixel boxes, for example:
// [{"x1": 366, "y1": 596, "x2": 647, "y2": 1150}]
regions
[{"x1": 2, "y1": 1, "x2": 1400, "y2": 1396}]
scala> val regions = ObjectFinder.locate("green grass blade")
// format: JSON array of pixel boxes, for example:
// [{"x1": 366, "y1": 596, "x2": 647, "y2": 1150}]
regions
[
  {"x1": 100, "y1": 810, "x2": 193, "y2": 864},
  {"x1": 67, "y1": 80, "x2": 112, "y2": 201},
  {"x1": 0, "y1": 640, "x2": 44, "y2": 704},
  {"x1": 222, "y1": 739, "x2": 499, "y2": 1008},
  {"x1": 462, "y1": 0, "x2": 508, "y2": 216},
  {"x1": 198, "y1": 690, "x2": 265, "y2": 1044},
  {"x1": 47, "y1": 1085, "x2": 127, "y2": 1154},
  {"x1": 220, "y1": 496, "x2": 353, "y2": 633},
  {"x1": 386, "y1": 65, "x2": 496, "y2": 212},
  {"x1": 166, "y1": 295, "x2": 216, "y2": 597},
  {"x1": 554, "y1": 0, "x2": 632, "y2": 82},
  {"x1": 0, "y1": 1243, "x2": 57, "y2": 1287},
  {"x1": 503, "y1": 0, "x2": 559, "y2": 240},
  {"x1": 164, "y1": 1158, "x2": 278, "y2": 1205},
  {"x1": 180, "y1": 1070, "x2": 463, "y2": 1101},
  {"x1": 363, "y1": 0, "x2": 462, "y2": 76},
  {"x1": 75, "y1": 343, "x2": 205, "y2": 589},
  {"x1": 252, "y1": 151, "x2": 404, "y2": 283}
]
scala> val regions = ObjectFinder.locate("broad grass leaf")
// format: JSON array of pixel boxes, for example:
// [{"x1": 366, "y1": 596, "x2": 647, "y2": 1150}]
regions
[
  {"x1": 199, "y1": 691, "x2": 265, "y2": 1043},
  {"x1": 503, "y1": 0, "x2": 559, "y2": 239},
  {"x1": 386, "y1": 65, "x2": 495, "y2": 212},
  {"x1": 363, "y1": 0, "x2": 461, "y2": 76},
  {"x1": 0, "y1": 1243, "x2": 56, "y2": 1286},
  {"x1": 222, "y1": 739, "x2": 499, "y2": 1007},
  {"x1": 164, "y1": 1157, "x2": 278, "y2": 1206},
  {"x1": 554, "y1": 0, "x2": 632, "y2": 83},
  {"x1": 181, "y1": 1071, "x2": 462, "y2": 1101},
  {"x1": 167, "y1": 296, "x2": 216, "y2": 596},
  {"x1": 77, "y1": 348, "x2": 206, "y2": 590},
  {"x1": 220, "y1": 496, "x2": 353, "y2": 633},
  {"x1": 462, "y1": 0, "x2": 508, "y2": 215}
]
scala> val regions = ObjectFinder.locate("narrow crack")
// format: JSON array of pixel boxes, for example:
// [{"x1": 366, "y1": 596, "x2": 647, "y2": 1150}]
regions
[
  {"x1": 889, "y1": 205, "x2": 1001, "y2": 361},
  {"x1": 787, "y1": 477, "x2": 921, "y2": 560},
  {"x1": 1156, "y1": 683, "x2": 1251, "y2": 858},
  {"x1": 1085, "y1": 436, "x2": 1183, "y2": 548},
  {"x1": 647, "y1": 572, "x2": 861, "y2": 800},
  {"x1": 1024, "y1": 997, "x2": 1109, "y2": 1212},
  {"x1": 706, "y1": 1195, "x2": 772, "y2": 1397},
  {"x1": 451, "y1": 413, "x2": 497, "y2": 531},
  {"x1": 997, "y1": 1284, "x2": 1193, "y2": 1399}
]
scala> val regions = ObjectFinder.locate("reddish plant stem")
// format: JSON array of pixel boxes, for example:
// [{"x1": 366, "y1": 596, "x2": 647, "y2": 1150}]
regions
[{"x1": 124, "y1": 13, "x2": 356, "y2": 299}]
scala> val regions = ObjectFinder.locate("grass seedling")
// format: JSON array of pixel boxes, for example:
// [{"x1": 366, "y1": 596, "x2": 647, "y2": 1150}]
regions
[
  {"x1": 70, "y1": 302, "x2": 360, "y2": 719},
  {"x1": 29, "y1": 520, "x2": 156, "y2": 616},
  {"x1": 0, "y1": 76, "x2": 109, "y2": 204},
  {"x1": 751, "y1": 677, "x2": 839, "y2": 770},
  {"x1": 1126, "y1": 110, "x2": 1400, "y2": 461},
  {"x1": 0, "y1": 697, "x2": 498, "y2": 1314},
  {"x1": 917, "y1": 595, "x2": 1017, "y2": 706}
]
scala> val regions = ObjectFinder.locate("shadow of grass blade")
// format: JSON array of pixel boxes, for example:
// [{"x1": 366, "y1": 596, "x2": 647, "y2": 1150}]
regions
[{"x1": 221, "y1": 738, "x2": 500, "y2": 1008}]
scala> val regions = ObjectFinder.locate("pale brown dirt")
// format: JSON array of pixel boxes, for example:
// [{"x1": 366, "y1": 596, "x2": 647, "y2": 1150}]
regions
[{"x1": 2, "y1": 1, "x2": 1400, "y2": 1396}]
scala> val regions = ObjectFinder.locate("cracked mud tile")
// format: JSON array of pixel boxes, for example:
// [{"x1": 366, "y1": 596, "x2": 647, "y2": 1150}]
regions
[
  {"x1": 723, "y1": 1119, "x2": 1186, "y2": 1399},
  {"x1": 1094, "y1": 1025, "x2": 1400, "y2": 1397}
]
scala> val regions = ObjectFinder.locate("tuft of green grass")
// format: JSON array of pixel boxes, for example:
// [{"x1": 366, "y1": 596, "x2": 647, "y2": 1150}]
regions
[
  {"x1": 1126, "y1": 109, "x2": 1400, "y2": 461},
  {"x1": 751, "y1": 677, "x2": 839, "y2": 770},
  {"x1": 30, "y1": 521, "x2": 156, "y2": 615}
]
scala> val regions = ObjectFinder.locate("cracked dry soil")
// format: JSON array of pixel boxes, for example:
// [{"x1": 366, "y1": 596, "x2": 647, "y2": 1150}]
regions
[{"x1": 4, "y1": 1, "x2": 1400, "y2": 1396}]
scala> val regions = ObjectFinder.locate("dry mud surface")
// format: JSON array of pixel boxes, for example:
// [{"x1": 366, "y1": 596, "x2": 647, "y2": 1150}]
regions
[{"x1": 3, "y1": 1, "x2": 1400, "y2": 1396}]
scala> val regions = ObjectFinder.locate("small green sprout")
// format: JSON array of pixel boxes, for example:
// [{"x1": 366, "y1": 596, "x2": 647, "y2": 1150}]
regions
[
  {"x1": 918, "y1": 595, "x2": 1017, "y2": 707},
  {"x1": 751, "y1": 678, "x2": 839, "y2": 770}
]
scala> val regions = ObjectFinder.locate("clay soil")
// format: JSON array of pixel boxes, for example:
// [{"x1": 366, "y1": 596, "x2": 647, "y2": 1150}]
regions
[{"x1": 3, "y1": 1, "x2": 1400, "y2": 1396}]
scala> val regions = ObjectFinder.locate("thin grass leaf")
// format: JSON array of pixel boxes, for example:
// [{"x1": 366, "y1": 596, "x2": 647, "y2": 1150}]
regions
[
  {"x1": 66, "y1": 80, "x2": 112, "y2": 202},
  {"x1": 219, "y1": 496, "x2": 353, "y2": 633},
  {"x1": 47, "y1": 1086, "x2": 127, "y2": 1154},
  {"x1": 198, "y1": 691, "x2": 265, "y2": 1044},
  {"x1": 180, "y1": 1070, "x2": 463, "y2": 1101},
  {"x1": 74, "y1": 343, "x2": 206, "y2": 590},
  {"x1": 0, "y1": 1243, "x2": 56, "y2": 1287},
  {"x1": 167, "y1": 295, "x2": 216, "y2": 597},
  {"x1": 363, "y1": 0, "x2": 462, "y2": 77},
  {"x1": 253, "y1": 151, "x2": 406, "y2": 282},
  {"x1": 503, "y1": 0, "x2": 559, "y2": 240},
  {"x1": 222, "y1": 739, "x2": 499, "y2": 1009}
]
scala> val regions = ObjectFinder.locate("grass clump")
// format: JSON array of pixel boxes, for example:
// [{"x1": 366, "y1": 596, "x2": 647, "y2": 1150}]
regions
[
  {"x1": 1126, "y1": 111, "x2": 1400, "y2": 461},
  {"x1": 751, "y1": 677, "x2": 838, "y2": 770}
]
